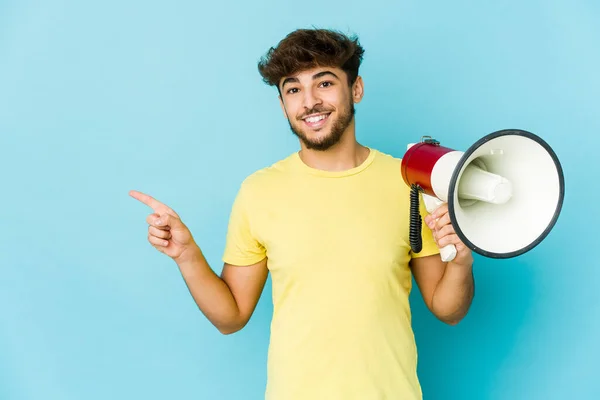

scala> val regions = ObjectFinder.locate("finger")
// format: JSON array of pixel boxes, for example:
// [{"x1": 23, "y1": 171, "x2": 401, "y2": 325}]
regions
[
  {"x1": 437, "y1": 233, "x2": 460, "y2": 248},
  {"x1": 426, "y1": 205, "x2": 448, "y2": 228},
  {"x1": 156, "y1": 213, "x2": 169, "y2": 227},
  {"x1": 424, "y1": 214, "x2": 433, "y2": 227},
  {"x1": 431, "y1": 203, "x2": 448, "y2": 219},
  {"x1": 130, "y1": 190, "x2": 180, "y2": 218},
  {"x1": 130, "y1": 190, "x2": 166, "y2": 211},
  {"x1": 149, "y1": 226, "x2": 172, "y2": 240},
  {"x1": 148, "y1": 234, "x2": 169, "y2": 248},
  {"x1": 155, "y1": 214, "x2": 186, "y2": 233},
  {"x1": 435, "y1": 224, "x2": 455, "y2": 241},
  {"x1": 146, "y1": 213, "x2": 170, "y2": 230},
  {"x1": 425, "y1": 214, "x2": 436, "y2": 229},
  {"x1": 435, "y1": 213, "x2": 452, "y2": 231},
  {"x1": 156, "y1": 213, "x2": 176, "y2": 228}
]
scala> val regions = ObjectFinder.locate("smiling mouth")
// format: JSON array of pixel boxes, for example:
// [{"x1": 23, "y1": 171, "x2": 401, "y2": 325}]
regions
[{"x1": 302, "y1": 113, "x2": 331, "y2": 129}]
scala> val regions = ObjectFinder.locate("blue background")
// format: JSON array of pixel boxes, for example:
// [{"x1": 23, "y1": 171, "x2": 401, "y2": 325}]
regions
[{"x1": 1, "y1": 1, "x2": 598, "y2": 399}]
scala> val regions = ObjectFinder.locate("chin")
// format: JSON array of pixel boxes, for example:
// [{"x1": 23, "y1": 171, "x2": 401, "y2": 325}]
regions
[
  {"x1": 289, "y1": 114, "x2": 347, "y2": 151},
  {"x1": 303, "y1": 133, "x2": 343, "y2": 151}
]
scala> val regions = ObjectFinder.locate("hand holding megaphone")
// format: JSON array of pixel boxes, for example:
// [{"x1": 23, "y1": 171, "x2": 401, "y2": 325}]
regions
[{"x1": 421, "y1": 194, "x2": 459, "y2": 262}]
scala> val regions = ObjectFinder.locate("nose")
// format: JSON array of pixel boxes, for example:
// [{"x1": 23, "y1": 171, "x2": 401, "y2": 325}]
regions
[{"x1": 301, "y1": 87, "x2": 322, "y2": 112}]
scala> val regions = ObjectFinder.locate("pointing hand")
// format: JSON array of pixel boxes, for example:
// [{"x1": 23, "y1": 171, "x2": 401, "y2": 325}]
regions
[{"x1": 130, "y1": 190, "x2": 198, "y2": 262}]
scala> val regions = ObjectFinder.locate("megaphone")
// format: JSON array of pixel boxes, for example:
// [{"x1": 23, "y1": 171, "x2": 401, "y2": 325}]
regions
[{"x1": 401, "y1": 129, "x2": 565, "y2": 262}]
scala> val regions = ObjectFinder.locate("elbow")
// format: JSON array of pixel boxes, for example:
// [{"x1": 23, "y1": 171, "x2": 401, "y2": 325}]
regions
[
  {"x1": 434, "y1": 308, "x2": 467, "y2": 326},
  {"x1": 218, "y1": 327, "x2": 240, "y2": 335},
  {"x1": 216, "y1": 319, "x2": 247, "y2": 335},
  {"x1": 438, "y1": 310, "x2": 470, "y2": 326},
  {"x1": 217, "y1": 326, "x2": 242, "y2": 335},
  {"x1": 442, "y1": 317, "x2": 462, "y2": 326},
  {"x1": 431, "y1": 296, "x2": 474, "y2": 326}
]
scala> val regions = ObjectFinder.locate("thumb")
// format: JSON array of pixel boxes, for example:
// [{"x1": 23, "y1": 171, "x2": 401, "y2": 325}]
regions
[{"x1": 156, "y1": 213, "x2": 182, "y2": 229}]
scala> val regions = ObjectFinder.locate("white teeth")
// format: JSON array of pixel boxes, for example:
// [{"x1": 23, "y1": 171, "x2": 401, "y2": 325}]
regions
[{"x1": 306, "y1": 114, "x2": 327, "y2": 123}]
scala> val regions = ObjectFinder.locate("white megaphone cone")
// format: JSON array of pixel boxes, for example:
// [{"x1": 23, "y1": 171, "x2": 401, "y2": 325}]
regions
[{"x1": 401, "y1": 129, "x2": 565, "y2": 262}]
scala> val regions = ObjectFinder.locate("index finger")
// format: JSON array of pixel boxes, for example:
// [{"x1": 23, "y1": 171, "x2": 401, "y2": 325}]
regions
[
  {"x1": 431, "y1": 202, "x2": 448, "y2": 218},
  {"x1": 129, "y1": 190, "x2": 164, "y2": 209},
  {"x1": 435, "y1": 212, "x2": 451, "y2": 231},
  {"x1": 129, "y1": 190, "x2": 180, "y2": 218}
]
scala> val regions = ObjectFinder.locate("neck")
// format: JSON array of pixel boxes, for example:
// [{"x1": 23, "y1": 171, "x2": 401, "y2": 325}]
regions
[{"x1": 298, "y1": 124, "x2": 370, "y2": 172}]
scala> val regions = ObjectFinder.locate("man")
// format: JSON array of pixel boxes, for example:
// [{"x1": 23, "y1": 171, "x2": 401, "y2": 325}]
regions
[{"x1": 130, "y1": 28, "x2": 474, "y2": 399}]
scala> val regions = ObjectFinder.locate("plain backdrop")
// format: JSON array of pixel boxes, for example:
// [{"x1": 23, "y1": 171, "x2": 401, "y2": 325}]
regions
[{"x1": 1, "y1": 1, "x2": 598, "y2": 399}]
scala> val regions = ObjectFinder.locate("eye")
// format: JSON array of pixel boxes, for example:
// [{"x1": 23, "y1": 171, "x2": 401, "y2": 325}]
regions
[
  {"x1": 286, "y1": 87, "x2": 299, "y2": 94},
  {"x1": 319, "y1": 81, "x2": 333, "y2": 88}
]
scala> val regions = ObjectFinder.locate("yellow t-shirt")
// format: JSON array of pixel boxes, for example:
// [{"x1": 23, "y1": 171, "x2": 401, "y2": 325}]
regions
[{"x1": 222, "y1": 148, "x2": 440, "y2": 400}]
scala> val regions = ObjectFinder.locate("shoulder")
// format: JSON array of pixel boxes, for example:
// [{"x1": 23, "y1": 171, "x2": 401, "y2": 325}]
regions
[
  {"x1": 237, "y1": 153, "x2": 297, "y2": 194},
  {"x1": 372, "y1": 148, "x2": 403, "y2": 166},
  {"x1": 368, "y1": 148, "x2": 412, "y2": 194},
  {"x1": 370, "y1": 148, "x2": 406, "y2": 177}
]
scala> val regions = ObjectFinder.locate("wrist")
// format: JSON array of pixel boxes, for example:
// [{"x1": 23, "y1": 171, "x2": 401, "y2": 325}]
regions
[
  {"x1": 448, "y1": 256, "x2": 474, "y2": 270},
  {"x1": 175, "y1": 242, "x2": 203, "y2": 267}
]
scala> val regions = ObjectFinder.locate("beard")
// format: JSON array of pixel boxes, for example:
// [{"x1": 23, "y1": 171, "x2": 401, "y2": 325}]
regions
[{"x1": 287, "y1": 101, "x2": 355, "y2": 151}]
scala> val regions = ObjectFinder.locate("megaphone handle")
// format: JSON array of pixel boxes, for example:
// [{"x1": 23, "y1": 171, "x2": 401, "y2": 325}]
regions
[
  {"x1": 439, "y1": 243, "x2": 458, "y2": 263},
  {"x1": 421, "y1": 194, "x2": 458, "y2": 263}
]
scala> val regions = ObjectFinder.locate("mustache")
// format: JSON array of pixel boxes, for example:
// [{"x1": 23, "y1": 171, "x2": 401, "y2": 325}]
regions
[{"x1": 297, "y1": 105, "x2": 333, "y2": 120}]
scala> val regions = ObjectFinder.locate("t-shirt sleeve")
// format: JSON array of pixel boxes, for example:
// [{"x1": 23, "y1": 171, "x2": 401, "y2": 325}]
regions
[
  {"x1": 222, "y1": 182, "x2": 267, "y2": 266},
  {"x1": 410, "y1": 194, "x2": 441, "y2": 259}
]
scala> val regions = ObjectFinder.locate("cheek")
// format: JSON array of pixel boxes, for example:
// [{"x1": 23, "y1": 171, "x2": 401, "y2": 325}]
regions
[
  {"x1": 326, "y1": 92, "x2": 349, "y2": 108},
  {"x1": 282, "y1": 101, "x2": 302, "y2": 119}
]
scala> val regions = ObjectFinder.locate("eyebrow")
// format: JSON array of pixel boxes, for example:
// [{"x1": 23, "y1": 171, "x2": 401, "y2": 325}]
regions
[{"x1": 280, "y1": 70, "x2": 340, "y2": 91}]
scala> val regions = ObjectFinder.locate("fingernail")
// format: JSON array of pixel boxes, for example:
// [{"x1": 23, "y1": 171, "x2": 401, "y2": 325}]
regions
[{"x1": 155, "y1": 219, "x2": 162, "y2": 226}]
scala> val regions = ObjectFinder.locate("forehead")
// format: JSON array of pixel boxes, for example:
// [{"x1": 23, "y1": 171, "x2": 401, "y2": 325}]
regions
[{"x1": 279, "y1": 66, "x2": 344, "y2": 88}]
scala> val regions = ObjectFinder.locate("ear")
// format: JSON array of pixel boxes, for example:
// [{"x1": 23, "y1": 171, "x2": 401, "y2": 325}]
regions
[
  {"x1": 279, "y1": 95, "x2": 289, "y2": 119},
  {"x1": 352, "y1": 76, "x2": 365, "y2": 104}
]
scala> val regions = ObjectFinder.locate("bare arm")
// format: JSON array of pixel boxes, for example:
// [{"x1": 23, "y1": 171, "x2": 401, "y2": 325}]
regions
[
  {"x1": 409, "y1": 202, "x2": 475, "y2": 325},
  {"x1": 410, "y1": 255, "x2": 474, "y2": 325},
  {"x1": 129, "y1": 190, "x2": 268, "y2": 335},
  {"x1": 176, "y1": 248, "x2": 268, "y2": 334}
]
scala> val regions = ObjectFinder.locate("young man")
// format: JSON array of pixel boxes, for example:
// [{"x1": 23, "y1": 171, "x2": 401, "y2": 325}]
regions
[{"x1": 130, "y1": 29, "x2": 474, "y2": 399}]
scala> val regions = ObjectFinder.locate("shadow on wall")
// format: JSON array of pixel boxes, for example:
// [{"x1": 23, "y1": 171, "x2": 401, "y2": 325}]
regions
[{"x1": 410, "y1": 255, "x2": 536, "y2": 400}]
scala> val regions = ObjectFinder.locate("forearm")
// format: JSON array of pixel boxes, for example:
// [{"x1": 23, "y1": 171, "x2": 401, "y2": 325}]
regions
[
  {"x1": 431, "y1": 261, "x2": 474, "y2": 325},
  {"x1": 175, "y1": 245, "x2": 243, "y2": 333}
]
